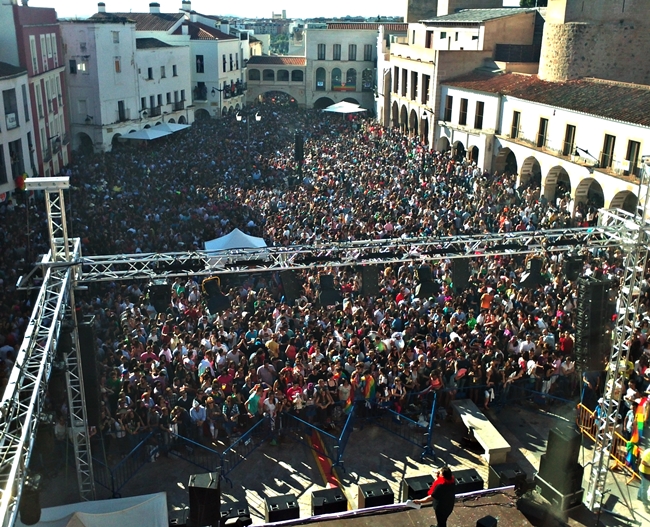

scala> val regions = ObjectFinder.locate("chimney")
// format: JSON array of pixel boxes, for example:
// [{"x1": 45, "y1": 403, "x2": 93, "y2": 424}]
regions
[
  {"x1": 149, "y1": 2, "x2": 160, "y2": 14},
  {"x1": 181, "y1": 0, "x2": 191, "y2": 12},
  {"x1": 182, "y1": 24, "x2": 188, "y2": 35},
  {"x1": 98, "y1": 2, "x2": 106, "y2": 12}
]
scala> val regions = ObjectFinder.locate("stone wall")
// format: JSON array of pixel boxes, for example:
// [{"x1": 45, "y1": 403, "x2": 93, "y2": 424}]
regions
[
  {"x1": 405, "y1": 0, "x2": 438, "y2": 23},
  {"x1": 539, "y1": 21, "x2": 650, "y2": 84}
]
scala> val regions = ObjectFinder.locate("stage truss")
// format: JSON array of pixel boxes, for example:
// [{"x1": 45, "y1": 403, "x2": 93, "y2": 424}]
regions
[{"x1": 1, "y1": 176, "x2": 648, "y2": 526}]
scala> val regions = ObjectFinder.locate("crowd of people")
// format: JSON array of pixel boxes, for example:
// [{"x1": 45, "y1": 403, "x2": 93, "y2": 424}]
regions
[{"x1": 1, "y1": 97, "x2": 650, "y2": 486}]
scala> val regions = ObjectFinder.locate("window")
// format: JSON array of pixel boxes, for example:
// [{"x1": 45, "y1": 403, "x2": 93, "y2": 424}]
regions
[
  {"x1": 147, "y1": 67, "x2": 153, "y2": 79},
  {"x1": 455, "y1": 32, "x2": 459, "y2": 42},
  {"x1": 141, "y1": 97, "x2": 146, "y2": 110},
  {"x1": 421, "y1": 74, "x2": 430, "y2": 105},
  {"x1": 263, "y1": 69, "x2": 275, "y2": 81},
  {"x1": 29, "y1": 36, "x2": 38, "y2": 74},
  {"x1": 364, "y1": 44, "x2": 372, "y2": 61},
  {"x1": 331, "y1": 68, "x2": 341, "y2": 90},
  {"x1": 474, "y1": 101, "x2": 484, "y2": 130},
  {"x1": 537, "y1": 117, "x2": 549, "y2": 148},
  {"x1": 114, "y1": 57, "x2": 121, "y2": 73},
  {"x1": 157, "y1": 94, "x2": 162, "y2": 106},
  {"x1": 3, "y1": 89, "x2": 19, "y2": 129},
  {"x1": 412, "y1": 30, "x2": 416, "y2": 44},
  {"x1": 0, "y1": 148, "x2": 5, "y2": 185},
  {"x1": 362, "y1": 68, "x2": 373, "y2": 92},
  {"x1": 440, "y1": 31, "x2": 447, "y2": 39},
  {"x1": 317, "y1": 44, "x2": 326, "y2": 60},
  {"x1": 166, "y1": 92, "x2": 171, "y2": 104},
  {"x1": 601, "y1": 134, "x2": 616, "y2": 168},
  {"x1": 626, "y1": 140, "x2": 641, "y2": 177},
  {"x1": 36, "y1": 84, "x2": 43, "y2": 118},
  {"x1": 112, "y1": 31, "x2": 120, "y2": 43},
  {"x1": 229, "y1": 54, "x2": 234, "y2": 71},
  {"x1": 315, "y1": 67, "x2": 326, "y2": 90},
  {"x1": 118, "y1": 100, "x2": 126, "y2": 121},
  {"x1": 45, "y1": 33, "x2": 52, "y2": 57},
  {"x1": 562, "y1": 124, "x2": 576, "y2": 157},
  {"x1": 459, "y1": 98, "x2": 468, "y2": 126},
  {"x1": 222, "y1": 55, "x2": 227, "y2": 72},
  {"x1": 511, "y1": 111, "x2": 520, "y2": 139},
  {"x1": 443, "y1": 95, "x2": 453, "y2": 122},
  {"x1": 196, "y1": 55, "x2": 204, "y2": 73},
  {"x1": 346, "y1": 68, "x2": 357, "y2": 90},
  {"x1": 69, "y1": 59, "x2": 77, "y2": 74},
  {"x1": 333, "y1": 44, "x2": 341, "y2": 60},
  {"x1": 22, "y1": 84, "x2": 29, "y2": 122},
  {"x1": 393, "y1": 66, "x2": 399, "y2": 93},
  {"x1": 410, "y1": 71, "x2": 418, "y2": 101},
  {"x1": 174, "y1": 91, "x2": 179, "y2": 102},
  {"x1": 400, "y1": 68, "x2": 407, "y2": 97},
  {"x1": 348, "y1": 44, "x2": 357, "y2": 61},
  {"x1": 291, "y1": 70, "x2": 304, "y2": 82},
  {"x1": 236, "y1": 54, "x2": 239, "y2": 70},
  {"x1": 180, "y1": 89, "x2": 185, "y2": 101},
  {"x1": 160, "y1": 66, "x2": 166, "y2": 78},
  {"x1": 172, "y1": 65, "x2": 178, "y2": 76},
  {"x1": 51, "y1": 34, "x2": 58, "y2": 66},
  {"x1": 277, "y1": 69, "x2": 289, "y2": 82},
  {"x1": 425, "y1": 31, "x2": 433, "y2": 48},
  {"x1": 149, "y1": 95, "x2": 155, "y2": 109},
  {"x1": 40, "y1": 34, "x2": 47, "y2": 70},
  {"x1": 78, "y1": 60, "x2": 87, "y2": 74},
  {"x1": 249, "y1": 69, "x2": 261, "y2": 81}
]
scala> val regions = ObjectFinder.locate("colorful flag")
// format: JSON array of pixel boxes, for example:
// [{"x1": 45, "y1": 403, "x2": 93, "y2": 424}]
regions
[{"x1": 363, "y1": 374, "x2": 376, "y2": 401}]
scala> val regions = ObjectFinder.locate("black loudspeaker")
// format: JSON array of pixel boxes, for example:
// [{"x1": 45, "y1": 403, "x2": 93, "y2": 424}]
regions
[
  {"x1": 219, "y1": 502, "x2": 251, "y2": 527},
  {"x1": 280, "y1": 271, "x2": 302, "y2": 305},
  {"x1": 361, "y1": 266, "x2": 380, "y2": 297},
  {"x1": 533, "y1": 473, "x2": 584, "y2": 511},
  {"x1": 318, "y1": 274, "x2": 341, "y2": 306},
  {"x1": 295, "y1": 132, "x2": 304, "y2": 162},
  {"x1": 147, "y1": 280, "x2": 170, "y2": 313},
  {"x1": 545, "y1": 426, "x2": 581, "y2": 469},
  {"x1": 575, "y1": 277, "x2": 612, "y2": 372},
  {"x1": 563, "y1": 253, "x2": 583, "y2": 281},
  {"x1": 452, "y1": 259, "x2": 471, "y2": 292},
  {"x1": 520, "y1": 257, "x2": 548, "y2": 288},
  {"x1": 168, "y1": 506, "x2": 189, "y2": 526},
  {"x1": 188, "y1": 472, "x2": 221, "y2": 527},
  {"x1": 311, "y1": 487, "x2": 348, "y2": 515},
  {"x1": 357, "y1": 482, "x2": 394, "y2": 508},
  {"x1": 454, "y1": 468, "x2": 484, "y2": 494},
  {"x1": 203, "y1": 277, "x2": 231, "y2": 314},
  {"x1": 401, "y1": 475, "x2": 434, "y2": 500},
  {"x1": 415, "y1": 266, "x2": 432, "y2": 282},
  {"x1": 264, "y1": 494, "x2": 300, "y2": 522},
  {"x1": 538, "y1": 454, "x2": 584, "y2": 494},
  {"x1": 19, "y1": 486, "x2": 41, "y2": 526},
  {"x1": 78, "y1": 316, "x2": 101, "y2": 429},
  {"x1": 320, "y1": 274, "x2": 335, "y2": 290},
  {"x1": 488, "y1": 463, "x2": 526, "y2": 489},
  {"x1": 476, "y1": 516, "x2": 498, "y2": 527}
]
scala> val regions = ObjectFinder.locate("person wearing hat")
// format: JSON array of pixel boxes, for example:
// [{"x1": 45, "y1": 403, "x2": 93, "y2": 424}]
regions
[{"x1": 189, "y1": 398, "x2": 206, "y2": 441}]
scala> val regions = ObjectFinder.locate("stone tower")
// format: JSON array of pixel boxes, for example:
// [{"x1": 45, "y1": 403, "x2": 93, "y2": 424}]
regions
[
  {"x1": 404, "y1": 0, "x2": 503, "y2": 23},
  {"x1": 539, "y1": 0, "x2": 650, "y2": 84}
]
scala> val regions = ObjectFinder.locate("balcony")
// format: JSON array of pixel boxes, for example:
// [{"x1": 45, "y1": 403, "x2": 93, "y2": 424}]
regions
[
  {"x1": 148, "y1": 106, "x2": 162, "y2": 117},
  {"x1": 62, "y1": 133, "x2": 69, "y2": 145},
  {"x1": 193, "y1": 84, "x2": 208, "y2": 101},
  {"x1": 172, "y1": 101, "x2": 184, "y2": 111},
  {"x1": 43, "y1": 147, "x2": 52, "y2": 162},
  {"x1": 223, "y1": 81, "x2": 247, "y2": 100}
]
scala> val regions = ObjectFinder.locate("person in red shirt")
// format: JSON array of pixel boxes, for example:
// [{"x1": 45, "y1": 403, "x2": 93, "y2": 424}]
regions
[{"x1": 414, "y1": 466, "x2": 456, "y2": 527}]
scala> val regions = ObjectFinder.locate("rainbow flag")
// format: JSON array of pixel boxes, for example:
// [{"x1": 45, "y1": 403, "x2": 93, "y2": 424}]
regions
[
  {"x1": 626, "y1": 397, "x2": 646, "y2": 465},
  {"x1": 343, "y1": 391, "x2": 354, "y2": 414},
  {"x1": 363, "y1": 375, "x2": 376, "y2": 401}
]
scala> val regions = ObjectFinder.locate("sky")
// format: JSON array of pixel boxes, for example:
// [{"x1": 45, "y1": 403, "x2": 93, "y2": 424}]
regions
[{"x1": 27, "y1": 0, "x2": 521, "y2": 20}]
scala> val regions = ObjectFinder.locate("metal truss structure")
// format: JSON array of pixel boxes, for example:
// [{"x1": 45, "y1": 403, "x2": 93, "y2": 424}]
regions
[{"x1": 1, "y1": 174, "x2": 648, "y2": 525}]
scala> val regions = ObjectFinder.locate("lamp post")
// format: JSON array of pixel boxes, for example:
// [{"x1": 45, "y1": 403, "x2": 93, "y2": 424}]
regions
[
  {"x1": 236, "y1": 109, "x2": 261, "y2": 148},
  {"x1": 211, "y1": 86, "x2": 225, "y2": 117}
]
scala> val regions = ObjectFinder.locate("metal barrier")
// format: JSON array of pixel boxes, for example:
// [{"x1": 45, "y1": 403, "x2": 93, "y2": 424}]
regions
[{"x1": 92, "y1": 432, "x2": 156, "y2": 498}]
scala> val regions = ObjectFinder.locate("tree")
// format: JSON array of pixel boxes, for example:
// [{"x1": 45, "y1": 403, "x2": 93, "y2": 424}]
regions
[{"x1": 520, "y1": 0, "x2": 548, "y2": 6}]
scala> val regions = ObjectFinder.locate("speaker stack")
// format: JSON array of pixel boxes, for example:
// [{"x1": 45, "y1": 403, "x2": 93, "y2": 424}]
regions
[
  {"x1": 188, "y1": 472, "x2": 221, "y2": 527},
  {"x1": 78, "y1": 316, "x2": 101, "y2": 429},
  {"x1": 264, "y1": 494, "x2": 300, "y2": 522},
  {"x1": 575, "y1": 276, "x2": 613, "y2": 373},
  {"x1": 454, "y1": 468, "x2": 484, "y2": 493},
  {"x1": 318, "y1": 274, "x2": 342, "y2": 307},
  {"x1": 311, "y1": 487, "x2": 348, "y2": 515},
  {"x1": 357, "y1": 481, "x2": 394, "y2": 508},
  {"x1": 361, "y1": 266, "x2": 380, "y2": 297},
  {"x1": 280, "y1": 270, "x2": 302, "y2": 305},
  {"x1": 534, "y1": 425, "x2": 584, "y2": 511},
  {"x1": 488, "y1": 462, "x2": 529, "y2": 491},
  {"x1": 219, "y1": 502, "x2": 251, "y2": 526},
  {"x1": 415, "y1": 265, "x2": 440, "y2": 299},
  {"x1": 451, "y1": 259, "x2": 471, "y2": 293},
  {"x1": 400, "y1": 474, "x2": 434, "y2": 500}
]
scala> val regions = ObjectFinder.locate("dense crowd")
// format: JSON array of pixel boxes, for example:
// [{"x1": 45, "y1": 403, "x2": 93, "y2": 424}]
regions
[{"x1": 1, "y1": 99, "x2": 650, "y2": 473}]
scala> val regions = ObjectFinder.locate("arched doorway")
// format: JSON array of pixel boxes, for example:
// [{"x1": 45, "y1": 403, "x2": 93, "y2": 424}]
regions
[
  {"x1": 314, "y1": 97, "x2": 335, "y2": 109},
  {"x1": 111, "y1": 133, "x2": 122, "y2": 148},
  {"x1": 409, "y1": 109, "x2": 418, "y2": 137},
  {"x1": 494, "y1": 147, "x2": 518, "y2": 175},
  {"x1": 331, "y1": 68, "x2": 342, "y2": 90},
  {"x1": 168, "y1": 118, "x2": 176, "y2": 123},
  {"x1": 75, "y1": 132, "x2": 94, "y2": 154},
  {"x1": 143, "y1": 124, "x2": 151, "y2": 129},
  {"x1": 222, "y1": 107, "x2": 228, "y2": 116},
  {"x1": 178, "y1": 115, "x2": 187, "y2": 124},
  {"x1": 451, "y1": 140, "x2": 465, "y2": 160},
  {"x1": 575, "y1": 178, "x2": 604, "y2": 209},
  {"x1": 235, "y1": 103, "x2": 241, "y2": 110},
  {"x1": 315, "y1": 67, "x2": 326, "y2": 91},
  {"x1": 391, "y1": 101, "x2": 399, "y2": 128},
  {"x1": 610, "y1": 190, "x2": 638, "y2": 213},
  {"x1": 194, "y1": 108, "x2": 211, "y2": 120},
  {"x1": 467, "y1": 145, "x2": 479, "y2": 163},
  {"x1": 263, "y1": 69, "x2": 275, "y2": 81},
  {"x1": 437, "y1": 136, "x2": 450, "y2": 153},
  {"x1": 544, "y1": 166, "x2": 571, "y2": 203},
  {"x1": 154, "y1": 121, "x2": 162, "y2": 126},
  {"x1": 343, "y1": 97, "x2": 360, "y2": 105},
  {"x1": 399, "y1": 105, "x2": 408, "y2": 133},
  {"x1": 519, "y1": 156, "x2": 542, "y2": 188},
  {"x1": 421, "y1": 116, "x2": 429, "y2": 147}
]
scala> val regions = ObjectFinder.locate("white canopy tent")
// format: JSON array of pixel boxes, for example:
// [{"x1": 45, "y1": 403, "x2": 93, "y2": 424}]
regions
[
  {"x1": 15, "y1": 493, "x2": 168, "y2": 527},
  {"x1": 155, "y1": 122, "x2": 191, "y2": 133},
  {"x1": 322, "y1": 101, "x2": 368, "y2": 114},
  {"x1": 122, "y1": 128, "x2": 171, "y2": 141},
  {"x1": 204, "y1": 228, "x2": 267, "y2": 252}
]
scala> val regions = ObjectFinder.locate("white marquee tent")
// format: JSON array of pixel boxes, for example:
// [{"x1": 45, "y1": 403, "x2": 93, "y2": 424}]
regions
[
  {"x1": 322, "y1": 101, "x2": 367, "y2": 114},
  {"x1": 204, "y1": 228, "x2": 267, "y2": 252}
]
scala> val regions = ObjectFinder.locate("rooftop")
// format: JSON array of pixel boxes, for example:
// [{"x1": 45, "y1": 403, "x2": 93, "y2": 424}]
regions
[
  {"x1": 180, "y1": 22, "x2": 235, "y2": 41},
  {"x1": 135, "y1": 37, "x2": 172, "y2": 49},
  {"x1": 247, "y1": 56, "x2": 306, "y2": 66},
  {"x1": 0, "y1": 62, "x2": 27, "y2": 80},
  {"x1": 325, "y1": 23, "x2": 408, "y2": 32},
  {"x1": 423, "y1": 8, "x2": 534, "y2": 25},
  {"x1": 445, "y1": 72, "x2": 650, "y2": 127},
  {"x1": 90, "y1": 11, "x2": 183, "y2": 31}
]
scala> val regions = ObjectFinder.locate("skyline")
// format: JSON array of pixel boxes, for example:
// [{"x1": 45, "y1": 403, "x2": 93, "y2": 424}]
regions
[{"x1": 27, "y1": 0, "x2": 521, "y2": 20}]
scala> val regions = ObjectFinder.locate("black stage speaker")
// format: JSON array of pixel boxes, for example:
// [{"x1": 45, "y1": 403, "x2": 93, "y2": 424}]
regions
[
  {"x1": 78, "y1": 316, "x2": 101, "y2": 429},
  {"x1": 311, "y1": 488, "x2": 348, "y2": 515},
  {"x1": 188, "y1": 472, "x2": 221, "y2": 527},
  {"x1": 488, "y1": 463, "x2": 526, "y2": 489},
  {"x1": 545, "y1": 426, "x2": 581, "y2": 470},
  {"x1": 147, "y1": 280, "x2": 170, "y2": 313},
  {"x1": 280, "y1": 271, "x2": 302, "y2": 305},
  {"x1": 168, "y1": 506, "x2": 189, "y2": 526},
  {"x1": 357, "y1": 482, "x2": 394, "y2": 508},
  {"x1": 538, "y1": 454, "x2": 584, "y2": 494},
  {"x1": 320, "y1": 274, "x2": 335, "y2": 290},
  {"x1": 454, "y1": 468, "x2": 484, "y2": 494},
  {"x1": 219, "y1": 502, "x2": 251, "y2": 527},
  {"x1": 563, "y1": 253, "x2": 583, "y2": 281},
  {"x1": 533, "y1": 473, "x2": 584, "y2": 511},
  {"x1": 361, "y1": 266, "x2": 380, "y2": 297},
  {"x1": 520, "y1": 257, "x2": 548, "y2": 288},
  {"x1": 415, "y1": 265, "x2": 440, "y2": 299},
  {"x1": 18, "y1": 485, "x2": 41, "y2": 526},
  {"x1": 575, "y1": 277, "x2": 613, "y2": 372},
  {"x1": 477, "y1": 516, "x2": 498, "y2": 527},
  {"x1": 318, "y1": 274, "x2": 341, "y2": 306},
  {"x1": 295, "y1": 132, "x2": 304, "y2": 162},
  {"x1": 401, "y1": 475, "x2": 434, "y2": 500},
  {"x1": 203, "y1": 277, "x2": 231, "y2": 314},
  {"x1": 264, "y1": 494, "x2": 300, "y2": 522},
  {"x1": 452, "y1": 259, "x2": 471, "y2": 292}
]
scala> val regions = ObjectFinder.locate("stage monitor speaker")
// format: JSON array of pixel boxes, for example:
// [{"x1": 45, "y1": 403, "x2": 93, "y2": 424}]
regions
[
  {"x1": 188, "y1": 472, "x2": 221, "y2": 527},
  {"x1": 19, "y1": 486, "x2": 41, "y2": 526},
  {"x1": 361, "y1": 266, "x2": 381, "y2": 297},
  {"x1": 280, "y1": 271, "x2": 302, "y2": 305},
  {"x1": 295, "y1": 132, "x2": 304, "y2": 162},
  {"x1": 452, "y1": 259, "x2": 471, "y2": 292},
  {"x1": 401, "y1": 475, "x2": 434, "y2": 500},
  {"x1": 476, "y1": 516, "x2": 498, "y2": 527},
  {"x1": 264, "y1": 494, "x2": 300, "y2": 523},
  {"x1": 487, "y1": 463, "x2": 527, "y2": 489},
  {"x1": 169, "y1": 506, "x2": 189, "y2": 526},
  {"x1": 545, "y1": 426, "x2": 581, "y2": 470},
  {"x1": 78, "y1": 316, "x2": 101, "y2": 429},
  {"x1": 357, "y1": 482, "x2": 394, "y2": 508},
  {"x1": 311, "y1": 488, "x2": 348, "y2": 515},
  {"x1": 219, "y1": 502, "x2": 251, "y2": 527},
  {"x1": 533, "y1": 473, "x2": 584, "y2": 511},
  {"x1": 538, "y1": 454, "x2": 584, "y2": 494},
  {"x1": 454, "y1": 468, "x2": 484, "y2": 494}
]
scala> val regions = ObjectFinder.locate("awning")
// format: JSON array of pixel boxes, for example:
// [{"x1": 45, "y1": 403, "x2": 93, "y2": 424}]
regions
[
  {"x1": 322, "y1": 101, "x2": 368, "y2": 114},
  {"x1": 155, "y1": 122, "x2": 191, "y2": 133},
  {"x1": 122, "y1": 128, "x2": 171, "y2": 140}
]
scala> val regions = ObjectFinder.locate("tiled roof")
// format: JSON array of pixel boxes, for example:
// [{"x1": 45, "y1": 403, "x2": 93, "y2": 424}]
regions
[
  {"x1": 326, "y1": 23, "x2": 408, "y2": 32},
  {"x1": 90, "y1": 12, "x2": 183, "y2": 31},
  {"x1": 445, "y1": 72, "x2": 650, "y2": 127},
  {"x1": 184, "y1": 22, "x2": 235, "y2": 41},
  {"x1": 136, "y1": 37, "x2": 171, "y2": 49},
  {"x1": 0, "y1": 62, "x2": 27, "y2": 79},
  {"x1": 247, "y1": 56, "x2": 306, "y2": 66},
  {"x1": 423, "y1": 8, "x2": 533, "y2": 24}
]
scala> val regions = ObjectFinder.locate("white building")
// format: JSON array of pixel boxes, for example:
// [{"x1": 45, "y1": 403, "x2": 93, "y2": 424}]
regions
[
  {"x1": 438, "y1": 72, "x2": 650, "y2": 214},
  {"x1": 0, "y1": 62, "x2": 33, "y2": 196}
]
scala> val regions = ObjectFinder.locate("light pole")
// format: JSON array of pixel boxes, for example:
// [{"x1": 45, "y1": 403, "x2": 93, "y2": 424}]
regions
[{"x1": 236, "y1": 110, "x2": 261, "y2": 148}]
